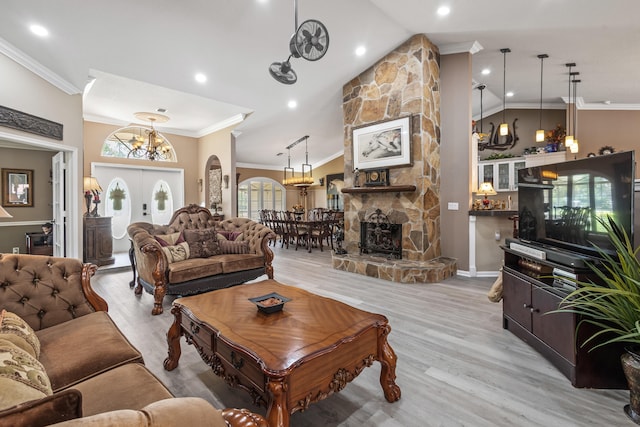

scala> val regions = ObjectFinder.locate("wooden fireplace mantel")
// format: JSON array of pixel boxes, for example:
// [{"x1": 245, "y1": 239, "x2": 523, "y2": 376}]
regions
[{"x1": 341, "y1": 185, "x2": 416, "y2": 194}]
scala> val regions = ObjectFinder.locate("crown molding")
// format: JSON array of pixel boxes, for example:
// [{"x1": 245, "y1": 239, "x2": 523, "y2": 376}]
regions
[
  {"x1": 0, "y1": 37, "x2": 80, "y2": 95},
  {"x1": 439, "y1": 40, "x2": 483, "y2": 55},
  {"x1": 195, "y1": 113, "x2": 247, "y2": 138}
]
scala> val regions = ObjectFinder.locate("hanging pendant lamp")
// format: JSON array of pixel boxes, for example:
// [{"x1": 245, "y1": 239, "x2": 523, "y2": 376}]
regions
[
  {"x1": 536, "y1": 54, "x2": 548, "y2": 143},
  {"x1": 499, "y1": 48, "x2": 511, "y2": 136},
  {"x1": 570, "y1": 78, "x2": 581, "y2": 154},
  {"x1": 564, "y1": 63, "x2": 576, "y2": 148},
  {"x1": 283, "y1": 148, "x2": 295, "y2": 185}
]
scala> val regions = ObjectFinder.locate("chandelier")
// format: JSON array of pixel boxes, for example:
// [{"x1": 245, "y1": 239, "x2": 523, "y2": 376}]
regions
[
  {"x1": 128, "y1": 112, "x2": 173, "y2": 161},
  {"x1": 282, "y1": 135, "x2": 313, "y2": 186}
]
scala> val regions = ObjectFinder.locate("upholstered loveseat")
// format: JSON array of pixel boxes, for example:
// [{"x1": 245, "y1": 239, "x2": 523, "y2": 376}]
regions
[
  {"x1": 0, "y1": 253, "x2": 267, "y2": 427},
  {"x1": 128, "y1": 205, "x2": 276, "y2": 315}
]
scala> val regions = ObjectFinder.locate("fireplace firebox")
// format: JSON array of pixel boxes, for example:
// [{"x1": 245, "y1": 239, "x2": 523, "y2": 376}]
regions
[{"x1": 359, "y1": 209, "x2": 402, "y2": 259}]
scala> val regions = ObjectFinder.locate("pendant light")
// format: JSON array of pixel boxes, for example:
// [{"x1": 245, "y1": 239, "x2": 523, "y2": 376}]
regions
[
  {"x1": 499, "y1": 48, "x2": 511, "y2": 136},
  {"x1": 536, "y1": 54, "x2": 548, "y2": 142},
  {"x1": 283, "y1": 148, "x2": 295, "y2": 185},
  {"x1": 564, "y1": 63, "x2": 576, "y2": 148},
  {"x1": 477, "y1": 83, "x2": 486, "y2": 134},
  {"x1": 570, "y1": 78, "x2": 581, "y2": 154}
]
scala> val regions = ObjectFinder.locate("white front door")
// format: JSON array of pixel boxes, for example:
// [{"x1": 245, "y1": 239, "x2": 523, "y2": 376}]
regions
[{"x1": 91, "y1": 163, "x2": 184, "y2": 254}]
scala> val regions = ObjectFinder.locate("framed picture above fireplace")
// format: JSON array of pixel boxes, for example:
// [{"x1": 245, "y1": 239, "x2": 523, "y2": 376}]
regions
[{"x1": 353, "y1": 116, "x2": 411, "y2": 170}]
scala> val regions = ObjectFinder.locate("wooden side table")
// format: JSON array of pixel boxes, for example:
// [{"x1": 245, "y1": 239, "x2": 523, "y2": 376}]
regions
[{"x1": 83, "y1": 216, "x2": 115, "y2": 266}]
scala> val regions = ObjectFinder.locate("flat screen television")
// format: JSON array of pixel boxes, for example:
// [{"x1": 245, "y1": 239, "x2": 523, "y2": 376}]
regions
[{"x1": 517, "y1": 151, "x2": 635, "y2": 261}]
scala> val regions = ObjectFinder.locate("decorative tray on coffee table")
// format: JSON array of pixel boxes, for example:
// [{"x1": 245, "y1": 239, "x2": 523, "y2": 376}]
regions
[{"x1": 248, "y1": 292, "x2": 291, "y2": 314}]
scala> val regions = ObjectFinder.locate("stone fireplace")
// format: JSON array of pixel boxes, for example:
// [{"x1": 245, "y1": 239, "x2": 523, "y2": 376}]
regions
[
  {"x1": 359, "y1": 209, "x2": 402, "y2": 259},
  {"x1": 332, "y1": 34, "x2": 456, "y2": 283}
]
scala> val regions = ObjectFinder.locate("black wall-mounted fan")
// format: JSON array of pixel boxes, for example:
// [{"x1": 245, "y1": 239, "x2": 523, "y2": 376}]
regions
[{"x1": 269, "y1": 0, "x2": 329, "y2": 84}]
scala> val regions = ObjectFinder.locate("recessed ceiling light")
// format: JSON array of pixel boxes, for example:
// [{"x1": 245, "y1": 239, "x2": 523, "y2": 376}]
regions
[
  {"x1": 506, "y1": 91, "x2": 514, "y2": 97},
  {"x1": 29, "y1": 24, "x2": 49, "y2": 37},
  {"x1": 355, "y1": 46, "x2": 366, "y2": 56},
  {"x1": 437, "y1": 6, "x2": 450, "y2": 16},
  {"x1": 195, "y1": 73, "x2": 207, "y2": 83},
  {"x1": 481, "y1": 68, "x2": 491, "y2": 75},
  {"x1": 288, "y1": 100, "x2": 297, "y2": 109}
]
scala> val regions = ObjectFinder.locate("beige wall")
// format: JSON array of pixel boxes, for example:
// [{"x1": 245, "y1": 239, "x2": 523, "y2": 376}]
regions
[
  {"x1": 0, "y1": 52, "x2": 83, "y2": 257},
  {"x1": 440, "y1": 52, "x2": 473, "y2": 271},
  {"x1": 577, "y1": 110, "x2": 640, "y2": 175},
  {"x1": 0, "y1": 148, "x2": 55, "y2": 253},
  {"x1": 198, "y1": 127, "x2": 236, "y2": 217}
]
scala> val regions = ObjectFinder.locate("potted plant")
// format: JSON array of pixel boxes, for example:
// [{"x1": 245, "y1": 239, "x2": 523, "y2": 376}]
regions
[{"x1": 554, "y1": 216, "x2": 640, "y2": 423}]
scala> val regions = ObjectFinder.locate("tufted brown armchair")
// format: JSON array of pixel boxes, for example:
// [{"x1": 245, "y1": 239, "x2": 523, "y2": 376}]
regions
[{"x1": 0, "y1": 253, "x2": 106, "y2": 330}]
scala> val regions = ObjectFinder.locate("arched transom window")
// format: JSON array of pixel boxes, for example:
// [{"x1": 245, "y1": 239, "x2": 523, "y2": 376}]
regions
[{"x1": 101, "y1": 126, "x2": 177, "y2": 162}]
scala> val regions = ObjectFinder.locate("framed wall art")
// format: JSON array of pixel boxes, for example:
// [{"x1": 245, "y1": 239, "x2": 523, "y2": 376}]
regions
[
  {"x1": 2, "y1": 168, "x2": 33, "y2": 207},
  {"x1": 326, "y1": 173, "x2": 344, "y2": 211},
  {"x1": 352, "y1": 116, "x2": 411, "y2": 170}
]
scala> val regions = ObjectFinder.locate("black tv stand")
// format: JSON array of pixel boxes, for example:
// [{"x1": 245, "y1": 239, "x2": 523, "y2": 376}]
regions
[{"x1": 501, "y1": 245, "x2": 626, "y2": 389}]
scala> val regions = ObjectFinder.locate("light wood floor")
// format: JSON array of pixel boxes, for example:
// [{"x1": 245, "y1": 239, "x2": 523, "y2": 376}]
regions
[{"x1": 94, "y1": 247, "x2": 628, "y2": 426}]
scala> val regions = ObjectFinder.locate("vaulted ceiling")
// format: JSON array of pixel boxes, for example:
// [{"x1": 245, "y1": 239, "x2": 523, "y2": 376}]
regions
[{"x1": 1, "y1": 1, "x2": 639, "y2": 168}]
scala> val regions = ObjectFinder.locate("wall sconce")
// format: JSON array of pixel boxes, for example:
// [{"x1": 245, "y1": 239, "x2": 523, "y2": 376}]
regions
[
  {"x1": 198, "y1": 178, "x2": 203, "y2": 192},
  {"x1": 223, "y1": 174, "x2": 229, "y2": 189}
]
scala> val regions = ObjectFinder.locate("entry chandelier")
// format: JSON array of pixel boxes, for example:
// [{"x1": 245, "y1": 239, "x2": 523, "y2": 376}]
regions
[
  {"x1": 282, "y1": 135, "x2": 313, "y2": 186},
  {"x1": 128, "y1": 112, "x2": 173, "y2": 161}
]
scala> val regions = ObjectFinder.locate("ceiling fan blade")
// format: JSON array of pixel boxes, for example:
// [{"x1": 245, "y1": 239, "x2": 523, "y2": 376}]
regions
[{"x1": 269, "y1": 61, "x2": 297, "y2": 85}]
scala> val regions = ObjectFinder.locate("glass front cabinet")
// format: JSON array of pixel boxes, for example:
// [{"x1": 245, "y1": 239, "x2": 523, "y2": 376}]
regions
[{"x1": 478, "y1": 158, "x2": 526, "y2": 192}]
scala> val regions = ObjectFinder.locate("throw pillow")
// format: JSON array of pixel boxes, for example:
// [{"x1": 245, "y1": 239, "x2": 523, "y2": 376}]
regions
[
  {"x1": 0, "y1": 339, "x2": 53, "y2": 411},
  {"x1": 0, "y1": 310, "x2": 40, "y2": 359},
  {"x1": 183, "y1": 229, "x2": 222, "y2": 258},
  {"x1": 155, "y1": 231, "x2": 185, "y2": 247},
  {"x1": 162, "y1": 242, "x2": 190, "y2": 263},
  {"x1": 219, "y1": 240, "x2": 250, "y2": 255},
  {"x1": 216, "y1": 230, "x2": 244, "y2": 241}
]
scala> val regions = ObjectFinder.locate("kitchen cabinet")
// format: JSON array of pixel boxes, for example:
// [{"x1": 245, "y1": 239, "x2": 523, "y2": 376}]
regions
[{"x1": 478, "y1": 158, "x2": 525, "y2": 192}]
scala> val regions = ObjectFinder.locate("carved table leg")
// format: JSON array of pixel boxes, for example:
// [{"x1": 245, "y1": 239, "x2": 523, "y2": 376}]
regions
[
  {"x1": 266, "y1": 378, "x2": 289, "y2": 427},
  {"x1": 377, "y1": 324, "x2": 401, "y2": 402},
  {"x1": 163, "y1": 305, "x2": 183, "y2": 371}
]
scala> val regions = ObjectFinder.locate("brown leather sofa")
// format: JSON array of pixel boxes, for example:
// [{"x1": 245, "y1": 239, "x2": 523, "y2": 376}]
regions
[
  {"x1": 0, "y1": 253, "x2": 267, "y2": 427},
  {"x1": 128, "y1": 205, "x2": 276, "y2": 315}
]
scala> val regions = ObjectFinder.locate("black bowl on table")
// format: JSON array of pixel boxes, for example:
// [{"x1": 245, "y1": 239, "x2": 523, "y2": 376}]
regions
[{"x1": 248, "y1": 292, "x2": 291, "y2": 314}]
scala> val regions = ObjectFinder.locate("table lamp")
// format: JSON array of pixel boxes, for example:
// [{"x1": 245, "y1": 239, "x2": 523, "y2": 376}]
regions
[
  {"x1": 83, "y1": 176, "x2": 103, "y2": 216},
  {"x1": 477, "y1": 182, "x2": 497, "y2": 208}
]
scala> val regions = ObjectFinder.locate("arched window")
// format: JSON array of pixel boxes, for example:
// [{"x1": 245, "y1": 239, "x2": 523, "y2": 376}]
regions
[
  {"x1": 238, "y1": 178, "x2": 286, "y2": 220},
  {"x1": 101, "y1": 126, "x2": 176, "y2": 162}
]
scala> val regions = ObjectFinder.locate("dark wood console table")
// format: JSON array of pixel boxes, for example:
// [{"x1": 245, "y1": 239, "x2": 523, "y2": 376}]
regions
[
  {"x1": 501, "y1": 246, "x2": 626, "y2": 389},
  {"x1": 83, "y1": 216, "x2": 115, "y2": 266}
]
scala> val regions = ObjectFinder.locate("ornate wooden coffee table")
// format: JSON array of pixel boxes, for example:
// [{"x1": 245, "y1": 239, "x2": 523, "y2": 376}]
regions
[{"x1": 164, "y1": 279, "x2": 401, "y2": 427}]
